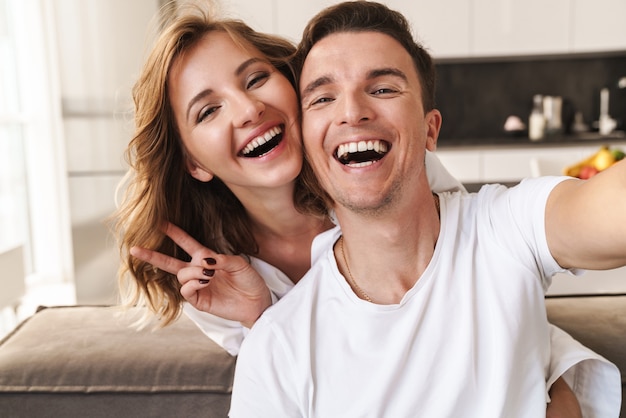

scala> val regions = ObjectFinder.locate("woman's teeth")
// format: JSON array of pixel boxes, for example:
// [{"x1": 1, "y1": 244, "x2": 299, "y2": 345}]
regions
[{"x1": 242, "y1": 126, "x2": 283, "y2": 157}]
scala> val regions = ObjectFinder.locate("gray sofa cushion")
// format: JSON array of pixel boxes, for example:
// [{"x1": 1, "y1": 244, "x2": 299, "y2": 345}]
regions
[
  {"x1": 546, "y1": 294, "x2": 626, "y2": 418},
  {"x1": 0, "y1": 296, "x2": 624, "y2": 417},
  {"x1": 545, "y1": 295, "x2": 626, "y2": 384},
  {"x1": 0, "y1": 305, "x2": 236, "y2": 418}
]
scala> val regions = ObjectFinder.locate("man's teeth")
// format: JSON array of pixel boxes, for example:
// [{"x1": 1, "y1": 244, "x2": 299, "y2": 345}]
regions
[
  {"x1": 242, "y1": 126, "x2": 282, "y2": 155},
  {"x1": 337, "y1": 140, "x2": 388, "y2": 158},
  {"x1": 336, "y1": 140, "x2": 388, "y2": 165},
  {"x1": 347, "y1": 161, "x2": 375, "y2": 168}
]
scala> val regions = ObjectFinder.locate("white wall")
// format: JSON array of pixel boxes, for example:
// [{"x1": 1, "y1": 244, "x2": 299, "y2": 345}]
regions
[{"x1": 52, "y1": 0, "x2": 161, "y2": 304}]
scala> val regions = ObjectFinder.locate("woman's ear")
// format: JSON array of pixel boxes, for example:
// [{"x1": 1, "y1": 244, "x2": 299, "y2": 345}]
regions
[{"x1": 185, "y1": 156, "x2": 214, "y2": 182}]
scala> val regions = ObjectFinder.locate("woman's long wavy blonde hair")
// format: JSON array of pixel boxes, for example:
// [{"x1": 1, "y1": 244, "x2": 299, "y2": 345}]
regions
[{"x1": 112, "y1": 1, "x2": 326, "y2": 327}]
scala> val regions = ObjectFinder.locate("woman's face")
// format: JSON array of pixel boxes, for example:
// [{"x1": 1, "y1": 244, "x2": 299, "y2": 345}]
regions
[{"x1": 168, "y1": 31, "x2": 302, "y2": 198}]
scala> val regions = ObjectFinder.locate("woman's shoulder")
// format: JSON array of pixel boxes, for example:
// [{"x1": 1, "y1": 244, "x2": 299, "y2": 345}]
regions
[{"x1": 248, "y1": 256, "x2": 295, "y2": 299}]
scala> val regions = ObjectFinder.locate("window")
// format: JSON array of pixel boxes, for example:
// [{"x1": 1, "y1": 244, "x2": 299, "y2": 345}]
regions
[
  {"x1": 0, "y1": 0, "x2": 74, "y2": 320},
  {"x1": 0, "y1": 0, "x2": 30, "y2": 257}
]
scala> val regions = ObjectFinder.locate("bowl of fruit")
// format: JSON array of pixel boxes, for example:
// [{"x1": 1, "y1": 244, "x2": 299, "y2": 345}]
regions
[{"x1": 563, "y1": 146, "x2": 625, "y2": 179}]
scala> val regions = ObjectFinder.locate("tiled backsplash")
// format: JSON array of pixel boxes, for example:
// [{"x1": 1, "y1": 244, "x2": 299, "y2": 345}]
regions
[{"x1": 435, "y1": 51, "x2": 626, "y2": 143}]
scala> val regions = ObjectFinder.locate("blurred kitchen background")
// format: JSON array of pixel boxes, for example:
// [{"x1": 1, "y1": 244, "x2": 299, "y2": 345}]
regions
[{"x1": 1, "y1": 0, "x2": 625, "y2": 337}]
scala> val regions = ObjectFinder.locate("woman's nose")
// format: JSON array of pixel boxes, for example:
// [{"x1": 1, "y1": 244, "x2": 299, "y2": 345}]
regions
[{"x1": 233, "y1": 93, "x2": 265, "y2": 127}]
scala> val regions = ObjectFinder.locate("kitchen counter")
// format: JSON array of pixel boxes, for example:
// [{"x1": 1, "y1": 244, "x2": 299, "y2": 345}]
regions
[{"x1": 438, "y1": 130, "x2": 626, "y2": 149}]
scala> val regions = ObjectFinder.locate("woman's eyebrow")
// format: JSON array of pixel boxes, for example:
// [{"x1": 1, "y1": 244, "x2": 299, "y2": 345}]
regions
[
  {"x1": 186, "y1": 88, "x2": 212, "y2": 122},
  {"x1": 185, "y1": 58, "x2": 267, "y2": 121},
  {"x1": 235, "y1": 57, "x2": 264, "y2": 76}
]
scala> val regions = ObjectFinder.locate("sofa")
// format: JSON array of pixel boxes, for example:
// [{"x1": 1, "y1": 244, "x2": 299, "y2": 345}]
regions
[{"x1": 0, "y1": 295, "x2": 624, "y2": 418}]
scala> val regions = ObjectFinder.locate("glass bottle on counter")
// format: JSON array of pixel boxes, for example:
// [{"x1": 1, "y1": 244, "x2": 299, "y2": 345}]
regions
[{"x1": 528, "y1": 94, "x2": 545, "y2": 141}]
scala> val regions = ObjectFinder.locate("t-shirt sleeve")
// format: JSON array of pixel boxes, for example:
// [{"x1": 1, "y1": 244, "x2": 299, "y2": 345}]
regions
[
  {"x1": 482, "y1": 176, "x2": 574, "y2": 291},
  {"x1": 546, "y1": 324, "x2": 622, "y2": 417},
  {"x1": 182, "y1": 303, "x2": 248, "y2": 356},
  {"x1": 229, "y1": 317, "x2": 301, "y2": 417}
]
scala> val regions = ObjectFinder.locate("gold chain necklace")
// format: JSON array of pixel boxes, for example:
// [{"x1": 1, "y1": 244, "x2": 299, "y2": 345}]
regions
[
  {"x1": 339, "y1": 235, "x2": 373, "y2": 302},
  {"x1": 337, "y1": 194, "x2": 440, "y2": 303}
]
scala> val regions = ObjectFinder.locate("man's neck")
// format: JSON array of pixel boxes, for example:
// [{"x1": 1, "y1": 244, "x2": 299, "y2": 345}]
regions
[{"x1": 333, "y1": 192, "x2": 440, "y2": 304}]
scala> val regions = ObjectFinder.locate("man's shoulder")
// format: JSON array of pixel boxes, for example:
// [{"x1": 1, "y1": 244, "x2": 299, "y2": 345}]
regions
[{"x1": 261, "y1": 252, "x2": 334, "y2": 323}]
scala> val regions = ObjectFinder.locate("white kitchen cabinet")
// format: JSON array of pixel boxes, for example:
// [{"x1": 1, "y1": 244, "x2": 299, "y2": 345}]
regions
[
  {"x1": 221, "y1": 0, "x2": 471, "y2": 57},
  {"x1": 481, "y1": 147, "x2": 585, "y2": 180},
  {"x1": 383, "y1": 0, "x2": 472, "y2": 58},
  {"x1": 270, "y1": 0, "x2": 471, "y2": 55},
  {"x1": 221, "y1": 0, "x2": 625, "y2": 58},
  {"x1": 472, "y1": 0, "x2": 571, "y2": 56},
  {"x1": 437, "y1": 140, "x2": 626, "y2": 184},
  {"x1": 435, "y1": 148, "x2": 482, "y2": 183},
  {"x1": 571, "y1": 0, "x2": 626, "y2": 52}
]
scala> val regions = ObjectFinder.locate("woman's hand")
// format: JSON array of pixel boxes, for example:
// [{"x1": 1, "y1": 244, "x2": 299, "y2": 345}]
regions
[{"x1": 130, "y1": 222, "x2": 272, "y2": 328}]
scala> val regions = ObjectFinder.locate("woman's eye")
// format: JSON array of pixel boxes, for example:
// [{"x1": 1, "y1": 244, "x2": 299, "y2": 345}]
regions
[
  {"x1": 247, "y1": 72, "x2": 270, "y2": 89},
  {"x1": 198, "y1": 105, "x2": 219, "y2": 123}
]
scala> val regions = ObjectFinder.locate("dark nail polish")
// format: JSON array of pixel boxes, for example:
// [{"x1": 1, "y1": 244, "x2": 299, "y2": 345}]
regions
[
  {"x1": 198, "y1": 279, "x2": 210, "y2": 285},
  {"x1": 203, "y1": 268, "x2": 215, "y2": 277},
  {"x1": 204, "y1": 257, "x2": 216, "y2": 265}
]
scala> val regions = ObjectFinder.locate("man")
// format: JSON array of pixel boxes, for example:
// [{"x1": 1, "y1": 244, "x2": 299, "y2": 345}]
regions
[{"x1": 230, "y1": 2, "x2": 623, "y2": 416}]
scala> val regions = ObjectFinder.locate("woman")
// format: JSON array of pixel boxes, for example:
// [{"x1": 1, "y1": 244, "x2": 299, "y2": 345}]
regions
[
  {"x1": 113, "y1": 3, "x2": 603, "y2": 414},
  {"x1": 115, "y1": 1, "x2": 329, "y2": 335}
]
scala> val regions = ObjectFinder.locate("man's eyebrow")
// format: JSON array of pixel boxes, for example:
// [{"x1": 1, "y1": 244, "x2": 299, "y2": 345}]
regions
[
  {"x1": 186, "y1": 58, "x2": 264, "y2": 121},
  {"x1": 300, "y1": 68, "x2": 408, "y2": 100},
  {"x1": 300, "y1": 76, "x2": 333, "y2": 100},
  {"x1": 367, "y1": 67, "x2": 408, "y2": 82}
]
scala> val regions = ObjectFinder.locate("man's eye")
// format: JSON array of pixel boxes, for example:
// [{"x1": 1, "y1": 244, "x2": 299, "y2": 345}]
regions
[
  {"x1": 372, "y1": 88, "x2": 396, "y2": 95},
  {"x1": 247, "y1": 72, "x2": 270, "y2": 89},
  {"x1": 198, "y1": 106, "x2": 220, "y2": 123},
  {"x1": 311, "y1": 97, "x2": 334, "y2": 106}
]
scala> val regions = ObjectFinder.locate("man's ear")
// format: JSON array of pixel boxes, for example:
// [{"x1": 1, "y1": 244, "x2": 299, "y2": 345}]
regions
[
  {"x1": 185, "y1": 156, "x2": 214, "y2": 182},
  {"x1": 424, "y1": 109, "x2": 442, "y2": 152}
]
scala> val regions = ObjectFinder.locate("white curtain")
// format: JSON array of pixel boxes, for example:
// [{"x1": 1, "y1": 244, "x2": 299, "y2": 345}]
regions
[{"x1": 0, "y1": 0, "x2": 74, "y2": 313}]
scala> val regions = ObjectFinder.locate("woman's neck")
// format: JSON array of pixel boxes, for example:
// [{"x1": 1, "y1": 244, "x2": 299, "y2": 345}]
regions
[{"x1": 237, "y1": 184, "x2": 333, "y2": 283}]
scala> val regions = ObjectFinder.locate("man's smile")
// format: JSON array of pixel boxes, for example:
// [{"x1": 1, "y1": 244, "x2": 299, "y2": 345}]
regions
[{"x1": 335, "y1": 139, "x2": 390, "y2": 167}]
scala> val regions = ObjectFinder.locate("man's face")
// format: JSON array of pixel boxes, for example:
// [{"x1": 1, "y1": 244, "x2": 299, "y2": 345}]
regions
[{"x1": 299, "y1": 31, "x2": 441, "y2": 215}]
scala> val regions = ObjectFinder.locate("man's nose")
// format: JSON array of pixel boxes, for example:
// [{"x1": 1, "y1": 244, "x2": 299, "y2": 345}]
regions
[
  {"x1": 335, "y1": 93, "x2": 373, "y2": 126},
  {"x1": 233, "y1": 93, "x2": 265, "y2": 127}
]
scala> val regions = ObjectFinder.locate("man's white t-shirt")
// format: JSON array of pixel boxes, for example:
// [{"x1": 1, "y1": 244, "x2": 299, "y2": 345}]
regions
[
  {"x1": 183, "y1": 150, "x2": 466, "y2": 356},
  {"x1": 229, "y1": 178, "x2": 621, "y2": 417}
]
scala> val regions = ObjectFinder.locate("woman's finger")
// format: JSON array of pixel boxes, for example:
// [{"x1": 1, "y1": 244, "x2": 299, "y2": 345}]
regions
[
  {"x1": 164, "y1": 222, "x2": 218, "y2": 257},
  {"x1": 179, "y1": 274, "x2": 211, "y2": 301},
  {"x1": 208, "y1": 253, "x2": 250, "y2": 274},
  {"x1": 177, "y1": 265, "x2": 212, "y2": 286},
  {"x1": 130, "y1": 246, "x2": 187, "y2": 275}
]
